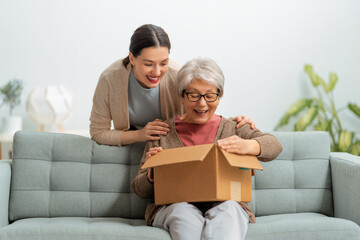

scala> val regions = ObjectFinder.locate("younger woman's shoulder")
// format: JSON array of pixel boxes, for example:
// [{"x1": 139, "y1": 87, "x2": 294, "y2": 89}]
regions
[{"x1": 100, "y1": 59, "x2": 130, "y2": 80}]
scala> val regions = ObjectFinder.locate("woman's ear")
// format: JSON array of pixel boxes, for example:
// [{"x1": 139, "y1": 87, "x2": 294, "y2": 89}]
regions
[
  {"x1": 180, "y1": 91, "x2": 185, "y2": 104},
  {"x1": 129, "y1": 52, "x2": 135, "y2": 66},
  {"x1": 181, "y1": 98, "x2": 185, "y2": 105},
  {"x1": 181, "y1": 96, "x2": 185, "y2": 105}
]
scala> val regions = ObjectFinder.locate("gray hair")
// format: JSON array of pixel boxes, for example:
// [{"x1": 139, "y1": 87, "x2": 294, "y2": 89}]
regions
[{"x1": 177, "y1": 57, "x2": 224, "y2": 97}]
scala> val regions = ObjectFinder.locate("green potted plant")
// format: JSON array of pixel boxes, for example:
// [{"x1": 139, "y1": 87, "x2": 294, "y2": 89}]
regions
[
  {"x1": 275, "y1": 65, "x2": 360, "y2": 156},
  {"x1": 0, "y1": 78, "x2": 24, "y2": 134}
]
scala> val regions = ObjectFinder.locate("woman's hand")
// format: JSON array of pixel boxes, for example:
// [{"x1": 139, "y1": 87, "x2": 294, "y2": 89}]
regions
[
  {"x1": 146, "y1": 147, "x2": 163, "y2": 160},
  {"x1": 231, "y1": 115, "x2": 256, "y2": 129},
  {"x1": 217, "y1": 135, "x2": 260, "y2": 156},
  {"x1": 145, "y1": 147, "x2": 163, "y2": 183},
  {"x1": 137, "y1": 119, "x2": 169, "y2": 142}
]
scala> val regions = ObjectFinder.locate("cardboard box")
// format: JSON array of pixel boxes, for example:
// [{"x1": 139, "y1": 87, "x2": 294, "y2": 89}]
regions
[{"x1": 142, "y1": 143, "x2": 263, "y2": 205}]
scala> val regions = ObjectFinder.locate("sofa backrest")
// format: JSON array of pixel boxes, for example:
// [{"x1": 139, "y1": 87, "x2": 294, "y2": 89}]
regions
[
  {"x1": 249, "y1": 131, "x2": 333, "y2": 217},
  {"x1": 9, "y1": 131, "x2": 147, "y2": 221},
  {"x1": 10, "y1": 130, "x2": 334, "y2": 221}
]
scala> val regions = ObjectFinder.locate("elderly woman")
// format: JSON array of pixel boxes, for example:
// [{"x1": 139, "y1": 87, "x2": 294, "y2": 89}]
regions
[{"x1": 132, "y1": 57, "x2": 283, "y2": 240}]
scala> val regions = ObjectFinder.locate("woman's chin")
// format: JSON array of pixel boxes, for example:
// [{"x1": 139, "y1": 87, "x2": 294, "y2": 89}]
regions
[
  {"x1": 145, "y1": 81, "x2": 160, "y2": 88},
  {"x1": 182, "y1": 112, "x2": 213, "y2": 124},
  {"x1": 190, "y1": 117, "x2": 210, "y2": 125}
]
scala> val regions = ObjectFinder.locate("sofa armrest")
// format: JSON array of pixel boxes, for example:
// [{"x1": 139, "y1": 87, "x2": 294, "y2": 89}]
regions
[
  {"x1": 0, "y1": 160, "x2": 11, "y2": 228},
  {"x1": 330, "y1": 152, "x2": 360, "y2": 225}
]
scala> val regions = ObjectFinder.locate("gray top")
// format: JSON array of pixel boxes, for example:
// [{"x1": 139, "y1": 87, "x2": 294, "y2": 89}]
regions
[{"x1": 128, "y1": 71, "x2": 162, "y2": 129}]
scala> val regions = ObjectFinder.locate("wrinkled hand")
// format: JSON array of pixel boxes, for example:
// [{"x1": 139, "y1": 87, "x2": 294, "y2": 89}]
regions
[
  {"x1": 138, "y1": 119, "x2": 169, "y2": 142},
  {"x1": 232, "y1": 115, "x2": 256, "y2": 129},
  {"x1": 217, "y1": 135, "x2": 260, "y2": 155},
  {"x1": 145, "y1": 147, "x2": 163, "y2": 183}
]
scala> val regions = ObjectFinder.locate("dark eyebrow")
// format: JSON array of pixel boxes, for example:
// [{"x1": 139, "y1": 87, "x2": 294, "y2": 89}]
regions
[{"x1": 143, "y1": 58, "x2": 169, "y2": 63}]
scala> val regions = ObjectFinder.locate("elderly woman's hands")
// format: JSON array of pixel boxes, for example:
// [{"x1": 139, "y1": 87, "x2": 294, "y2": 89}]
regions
[
  {"x1": 217, "y1": 135, "x2": 260, "y2": 156},
  {"x1": 137, "y1": 119, "x2": 169, "y2": 142},
  {"x1": 231, "y1": 115, "x2": 256, "y2": 129},
  {"x1": 145, "y1": 147, "x2": 163, "y2": 183}
]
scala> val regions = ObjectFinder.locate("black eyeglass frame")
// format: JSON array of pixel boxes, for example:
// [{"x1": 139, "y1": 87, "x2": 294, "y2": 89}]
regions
[{"x1": 182, "y1": 90, "x2": 220, "y2": 102}]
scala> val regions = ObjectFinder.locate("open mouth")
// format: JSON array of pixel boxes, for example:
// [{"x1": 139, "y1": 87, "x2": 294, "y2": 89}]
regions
[
  {"x1": 194, "y1": 109, "x2": 208, "y2": 115},
  {"x1": 146, "y1": 75, "x2": 160, "y2": 83}
]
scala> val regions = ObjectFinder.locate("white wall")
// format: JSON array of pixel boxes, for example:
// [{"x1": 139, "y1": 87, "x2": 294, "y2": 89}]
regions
[{"x1": 1, "y1": 0, "x2": 360, "y2": 132}]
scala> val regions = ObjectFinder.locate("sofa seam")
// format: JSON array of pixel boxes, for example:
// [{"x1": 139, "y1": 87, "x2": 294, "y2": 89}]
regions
[
  {"x1": 89, "y1": 141, "x2": 94, "y2": 217},
  {"x1": 291, "y1": 134, "x2": 297, "y2": 213},
  {"x1": 249, "y1": 228, "x2": 359, "y2": 237},
  {"x1": 0, "y1": 233, "x2": 167, "y2": 239},
  {"x1": 13, "y1": 158, "x2": 132, "y2": 165},
  {"x1": 48, "y1": 136, "x2": 55, "y2": 217},
  {"x1": 10, "y1": 189, "x2": 135, "y2": 193},
  {"x1": 253, "y1": 187, "x2": 332, "y2": 190},
  {"x1": 276, "y1": 157, "x2": 329, "y2": 161}
]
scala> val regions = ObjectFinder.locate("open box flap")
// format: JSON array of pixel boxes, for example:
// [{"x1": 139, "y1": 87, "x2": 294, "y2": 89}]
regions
[
  {"x1": 219, "y1": 147, "x2": 264, "y2": 170},
  {"x1": 142, "y1": 144, "x2": 214, "y2": 169}
]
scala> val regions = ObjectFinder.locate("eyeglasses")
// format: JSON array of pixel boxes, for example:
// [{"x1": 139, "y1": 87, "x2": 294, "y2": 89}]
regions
[{"x1": 183, "y1": 91, "x2": 219, "y2": 102}]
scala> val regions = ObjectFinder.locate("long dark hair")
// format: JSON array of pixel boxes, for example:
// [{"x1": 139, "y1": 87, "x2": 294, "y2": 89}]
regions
[{"x1": 123, "y1": 24, "x2": 171, "y2": 68}]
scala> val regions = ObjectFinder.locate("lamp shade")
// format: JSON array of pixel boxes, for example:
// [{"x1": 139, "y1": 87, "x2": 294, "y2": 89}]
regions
[{"x1": 26, "y1": 85, "x2": 72, "y2": 131}]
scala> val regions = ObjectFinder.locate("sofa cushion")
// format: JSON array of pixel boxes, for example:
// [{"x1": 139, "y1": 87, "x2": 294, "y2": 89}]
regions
[
  {"x1": 0, "y1": 217, "x2": 170, "y2": 240},
  {"x1": 250, "y1": 131, "x2": 333, "y2": 217},
  {"x1": 247, "y1": 213, "x2": 360, "y2": 240},
  {"x1": 9, "y1": 131, "x2": 147, "y2": 221}
]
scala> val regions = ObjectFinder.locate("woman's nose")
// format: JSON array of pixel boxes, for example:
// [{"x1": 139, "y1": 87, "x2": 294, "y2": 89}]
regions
[
  {"x1": 198, "y1": 96, "x2": 207, "y2": 106},
  {"x1": 152, "y1": 65, "x2": 161, "y2": 76}
]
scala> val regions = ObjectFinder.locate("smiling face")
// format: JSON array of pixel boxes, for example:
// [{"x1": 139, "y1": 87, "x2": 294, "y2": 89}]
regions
[
  {"x1": 180, "y1": 78, "x2": 220, "y2": 124},
  {"x1": 129, "y1": 46, "x2": 169, "y2": 88}
]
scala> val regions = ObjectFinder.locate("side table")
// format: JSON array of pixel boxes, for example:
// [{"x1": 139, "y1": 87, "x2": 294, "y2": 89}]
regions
[{"x1": 0, "y1": 133, "x2": 14, "y2": 160}]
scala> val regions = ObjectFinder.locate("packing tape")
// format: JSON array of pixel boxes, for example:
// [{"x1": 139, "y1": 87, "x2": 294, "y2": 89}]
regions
[{"x1": 230, "y1": 181, "x2": 241, "y2": 202}]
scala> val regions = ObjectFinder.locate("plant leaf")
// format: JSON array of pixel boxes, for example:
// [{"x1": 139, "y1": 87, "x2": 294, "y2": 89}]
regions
[
  {"x1": 328, "y1": 72, "x2": 338, "y2": 91},
  {"x1": 338, "y1": 130, "x2": 353, "y2": 152},
  {"x1": 287, "y1": 99, "x2": 313, "y2": 115},
  {"x1": 275, "y1": 99, "x2": 312, "y2": 129},
  {"x1": 318, "y1": 75, "x2": 330, "y2": 93},
  {"x1": 304, "y1": 65, "x2": 320, "y2": 87},
  {"x1": 313, "y1": 120, "x2": 330, "y2": 131},
  {"x1": 351, "y1": 140, "x2": 360, "y2": 156},
  {"x1": 0, "y1": 79, "x2": 23, "y2": 107},
  {"x1": 294, "y1": 105, "x2": 319, "y2": 131},
  {"x1": 348, "y1": 103, "x2": 360, "y2": 118}
]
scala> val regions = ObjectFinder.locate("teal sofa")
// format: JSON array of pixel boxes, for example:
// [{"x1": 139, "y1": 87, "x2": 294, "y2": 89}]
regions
[{"x1": 0, "y1": 131, "x2": 359, "y2": 240}]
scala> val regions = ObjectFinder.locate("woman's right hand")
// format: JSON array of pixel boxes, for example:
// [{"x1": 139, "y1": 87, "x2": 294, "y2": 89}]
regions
[
  {"x1": 137, "y1": 119, "x2": 169, "y2": 142},
  {"x1": 145, "y1": 147, "x2": 163, "y2": 183}
]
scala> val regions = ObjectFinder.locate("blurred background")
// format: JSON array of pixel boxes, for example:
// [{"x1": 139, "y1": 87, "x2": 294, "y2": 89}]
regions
[{"x1": 1, "y1": 0, "x2": 359, "y2": 134}]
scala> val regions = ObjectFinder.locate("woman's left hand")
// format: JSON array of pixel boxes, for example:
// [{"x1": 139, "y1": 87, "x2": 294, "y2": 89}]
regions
[
  {"x1": 217, "y1": 135, "x2": 260, "y2": 155},
  {"x1": 232, "y1": 115, "x2": 256, "y2": 129}
]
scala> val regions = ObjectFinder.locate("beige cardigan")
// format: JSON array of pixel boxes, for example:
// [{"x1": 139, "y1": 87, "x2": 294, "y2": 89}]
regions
[{"x1": 90, "y1": 59, "x2": 184, "y2": 146}]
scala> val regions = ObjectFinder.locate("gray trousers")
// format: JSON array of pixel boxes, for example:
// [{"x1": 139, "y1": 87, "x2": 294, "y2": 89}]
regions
[{"x1": 152, "y1": 200, "x2": 249, "y2": 240}]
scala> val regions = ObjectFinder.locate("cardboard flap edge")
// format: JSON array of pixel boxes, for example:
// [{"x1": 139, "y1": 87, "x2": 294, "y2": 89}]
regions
[
  {"x1": 219, "y1": 148, "x2": 264, "y2": 170},
  {"x1": 141, "y1": 144, "x2": 215, "y2": 169}
]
